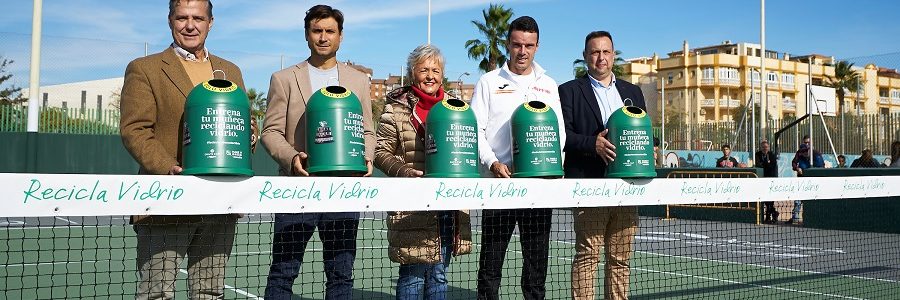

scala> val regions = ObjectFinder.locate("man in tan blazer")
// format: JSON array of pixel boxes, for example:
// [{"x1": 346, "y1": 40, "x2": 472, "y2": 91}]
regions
[
  {"x1": 119, "y1": 1, "x2": 247, "y2": 299},
  {"x1": 260, "y1": 4, "x2": 375, "y2": 300}
]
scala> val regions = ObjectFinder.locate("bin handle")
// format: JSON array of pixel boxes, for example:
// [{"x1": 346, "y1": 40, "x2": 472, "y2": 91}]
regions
[{"x1": 212, "y1": 69, "x2": 227, "y2": 80}]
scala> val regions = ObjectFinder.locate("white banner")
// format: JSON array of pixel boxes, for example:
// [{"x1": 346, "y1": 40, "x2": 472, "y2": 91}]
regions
[{"x1": 2, "y1": 173, "x2": 898, "y2": 217}]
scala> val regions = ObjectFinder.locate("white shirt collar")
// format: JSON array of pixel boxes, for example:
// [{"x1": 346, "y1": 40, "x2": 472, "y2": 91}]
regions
[
  {"x1": 171, "y1": 43, "x2": 209, "y2": 62},
  {"x1": 501, "y1": 61, "x2": 546, "y2": 80}
]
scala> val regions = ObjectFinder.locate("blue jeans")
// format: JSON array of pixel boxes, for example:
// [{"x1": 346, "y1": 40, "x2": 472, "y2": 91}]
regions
[
  {"x1": 396, "y1": 212, "x2": 454, "y2": 300},
  {"x1": 265, "y1": 212, "x2": 359, "y2": 300},
  {"x1": 792, "y1": 200, "x2": 802, "y2": 220}
]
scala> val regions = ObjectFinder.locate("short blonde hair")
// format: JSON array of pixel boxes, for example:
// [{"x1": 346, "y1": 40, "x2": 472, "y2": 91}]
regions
[{"x1": 406, "y1": 44, "x2": 445, "y2": 83}]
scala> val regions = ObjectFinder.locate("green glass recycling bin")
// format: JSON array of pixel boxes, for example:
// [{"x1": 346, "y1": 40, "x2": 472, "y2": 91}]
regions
[
  {"x1": 606, "y1": 105, "x2": 656, "y2": 178},
  {"x1": 425, "y1": 99, "x2": 480, "y2": 178},
  {"x1": 182, "y1": 79, "x2": 254, "y2": 176},
  {"x1": 305, "y1": 86, "x2": 367, "y2": 176},
  {"x1": 511, "y1": 100, "x2": 563, "y2": 178}
]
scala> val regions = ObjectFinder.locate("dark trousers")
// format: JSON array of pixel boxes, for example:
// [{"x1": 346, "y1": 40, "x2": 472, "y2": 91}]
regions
[
  {"x1": 477, "y1": 208, "x2": 552, "y2": 300},
  {"x1": 265, "y1": 212, "x2": 359, "y2": 300}
]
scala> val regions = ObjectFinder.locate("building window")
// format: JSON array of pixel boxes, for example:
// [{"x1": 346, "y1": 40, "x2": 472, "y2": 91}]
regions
[
  {"x1": 750, "y1": 70, "x2": 761, "y2": 83},
  {"x1": 718, "y1": 67, "x2": 738, "y2": 85},
  {"x1": 782, "y1": 73, "x2": 795, "y2": 84},
  {"x1": 767, "y1": 72, "x2": 778, "y2": 83},
  {"x1": 667, "y1": 72, "x2": 673, "y2": 84},
  {"x1": 702, "y1": 68, "x2": 715, "y2": 79},
  {"x1": 892, "y1": 90, "x2": 900, "y2": 99}
]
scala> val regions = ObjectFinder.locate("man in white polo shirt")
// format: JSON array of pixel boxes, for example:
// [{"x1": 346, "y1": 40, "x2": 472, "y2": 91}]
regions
[{"x1": 470, "y1": 15, "x2": 565, "y2": 300}]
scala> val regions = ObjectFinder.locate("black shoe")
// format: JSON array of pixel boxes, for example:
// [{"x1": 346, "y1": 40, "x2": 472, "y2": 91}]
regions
[{"x1": 786, "y1": 218, "x2": 795, "y2": 224}]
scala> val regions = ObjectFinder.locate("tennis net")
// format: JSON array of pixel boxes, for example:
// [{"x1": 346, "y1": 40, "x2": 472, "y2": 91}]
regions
[{"x1": 2, "y1": 172, "x2": 899, "y2": 299}]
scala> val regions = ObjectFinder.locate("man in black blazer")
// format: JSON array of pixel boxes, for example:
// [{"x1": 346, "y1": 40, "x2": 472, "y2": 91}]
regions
[{"x1": 559, "y1": 31, "x2": 645, "y2": 300}]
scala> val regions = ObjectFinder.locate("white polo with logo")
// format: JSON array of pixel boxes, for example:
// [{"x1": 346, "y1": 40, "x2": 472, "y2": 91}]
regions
[{"x1": 470, "y1": 62, "x2": 566, "y2": 176}]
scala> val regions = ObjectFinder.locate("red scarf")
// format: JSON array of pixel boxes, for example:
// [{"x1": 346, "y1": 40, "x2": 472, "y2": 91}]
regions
[{"x1": 410, "y1": 85, "x2": 443, "y2": 132}]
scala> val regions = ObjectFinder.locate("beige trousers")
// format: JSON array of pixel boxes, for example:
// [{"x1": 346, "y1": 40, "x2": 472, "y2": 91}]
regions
[
  {"x1": 134, "y1": 215, "x2": 237, "y2": 300},
  {"x1": 571, "y1": 207, "x2": 638, "y2": 300}
]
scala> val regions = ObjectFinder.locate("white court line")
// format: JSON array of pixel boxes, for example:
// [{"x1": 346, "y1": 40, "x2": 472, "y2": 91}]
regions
[
  {"x1": 635, "y1": 267, "x2": 866, "y2": 300},
  {"x1": 472, "y1": 229, "x2": 878, "y2": 298},
  {"x1": 1, "y1": 260, "x2": 100, "y2": 268},
  {"x1": 178, "y1": 269, "x2": 262, "y2": 300},
  {"x1": 54, "y1": 217, "x2": 79, "y2": 225}
]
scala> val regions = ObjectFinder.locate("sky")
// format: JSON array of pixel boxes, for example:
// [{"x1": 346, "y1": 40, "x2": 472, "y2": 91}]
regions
[{"x1": 2, "y1": 0, "x2": 900, "y2": 94}]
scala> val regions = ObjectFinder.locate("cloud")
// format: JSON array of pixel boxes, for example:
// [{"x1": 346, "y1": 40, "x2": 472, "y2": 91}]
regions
[{"x1": 220, "y1": 0, "x2": 526, "y2": 34}]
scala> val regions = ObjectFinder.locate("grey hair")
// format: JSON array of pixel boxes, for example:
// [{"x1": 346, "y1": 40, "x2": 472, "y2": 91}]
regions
[
  {"x1": 406, "y1": 44, "x2": 445, "y2": 84},
  {"x1": 169, "y1": 0, "x2": 213, "y2": 18}
]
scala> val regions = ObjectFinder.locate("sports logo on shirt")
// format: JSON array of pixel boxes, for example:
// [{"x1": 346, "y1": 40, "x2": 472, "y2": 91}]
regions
[{"x1": 494, "y1": 83, "x2": 515, "y2": 94}]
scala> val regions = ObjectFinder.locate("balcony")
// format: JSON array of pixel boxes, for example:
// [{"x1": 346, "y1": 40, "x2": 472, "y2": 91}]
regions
[
  {"x1": 701, "y1": 78, "x2": 715, "y2": 85},
  {"x1": 720, "y1": 78, "x2": 740, "y2": 86},
  {"x1": 893, "y1": 98, "x2": 900, "y2": 106},
  {"x1": 783, "y1": 99, "x2": 797, "y2": 112},
  {"x1": 782, "y1": 82, "x2": 795, "y2": 90},
  {"x1": 698, "y1": 99, "x2": 740, "y2": 108},
  {"x1": 879, "y1": 97, "x2": 891, "y2": 104},
  {"x1": 718, "y1": 99, "x2": 740, "y2": 107}
]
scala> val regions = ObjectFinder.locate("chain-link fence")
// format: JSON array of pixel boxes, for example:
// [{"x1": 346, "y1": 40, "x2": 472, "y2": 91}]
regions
[{"x1": 4, "y1": 32, "x2": 900, "y2": 154}]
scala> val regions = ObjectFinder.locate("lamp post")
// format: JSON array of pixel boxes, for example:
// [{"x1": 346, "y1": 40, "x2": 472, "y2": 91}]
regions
[{"x1": 457, "y1": 72, "x2": 470, "y2": 100}]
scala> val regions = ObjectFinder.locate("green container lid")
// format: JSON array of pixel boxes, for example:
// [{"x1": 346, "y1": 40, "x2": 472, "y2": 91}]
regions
[{"x1": 511, "y1": 101, "x2": 563, "y2": 178}]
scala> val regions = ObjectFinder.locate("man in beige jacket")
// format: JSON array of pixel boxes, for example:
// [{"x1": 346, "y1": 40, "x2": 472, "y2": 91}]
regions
[
  {"x1": 119, "y1": 1, "x2": 247, "y2": 299},
  {"x1": 260, "y1": 4, "x2": 375, "y2": 299}
]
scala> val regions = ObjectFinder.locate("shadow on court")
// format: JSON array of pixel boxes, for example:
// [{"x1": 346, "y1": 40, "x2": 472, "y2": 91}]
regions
[{"x1": 288, "y1": 285, "x2": 477, "y2": 299}]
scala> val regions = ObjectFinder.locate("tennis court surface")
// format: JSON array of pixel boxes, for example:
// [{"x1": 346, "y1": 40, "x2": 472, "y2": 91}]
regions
[{"x1": 4, "y1": 210, "x2": 898, "y2": 299}]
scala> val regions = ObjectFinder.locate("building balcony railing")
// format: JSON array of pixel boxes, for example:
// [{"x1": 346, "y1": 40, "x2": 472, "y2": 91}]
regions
[
  {"x1": 782, "y1": 82, "x2": 795, "y2": 89},
  {"x1": 720, "y1": 78, "x2": 740, "y2": 86},
  {"x1": 700, "y1": 78, "x2": 715, "y2": 85},
  {"x1": 893, "y1": 98, "x2": 900, "y2": 106},
  {"x1": 879, "y1": 97, "x2": 891, "y2": 104},
  {"x1": 718, "y1": 99, "x2": 740, "y2": 107},
  {"x1": 696, "y1": 99, "x2": 741, "y2": 108}
]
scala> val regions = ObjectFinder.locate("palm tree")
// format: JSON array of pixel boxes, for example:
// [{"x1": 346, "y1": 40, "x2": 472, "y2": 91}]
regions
[
  {"x1": 571, "y1": 50, "x2": 626, "y2": 79},
  {"x1": 246, "y1": 88, "x2": 267, "y2": 120},
  {"x1": 826, "y1": 60, "x2": 862, "y2": 115},
  {"x1": 465, "y1": 4, "x2": 513, "y2": 73},
  {"x1": 573, "y1": 59, "x2": 587, "y2": 78}
]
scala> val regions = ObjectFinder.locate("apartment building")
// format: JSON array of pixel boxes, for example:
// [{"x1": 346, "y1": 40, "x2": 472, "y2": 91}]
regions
[{"x1": 624, "y1": 40, "x2": 900, "y2": 123}]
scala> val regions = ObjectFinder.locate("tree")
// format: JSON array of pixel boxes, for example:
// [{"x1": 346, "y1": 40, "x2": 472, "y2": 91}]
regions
[
  {"x1": 573, "y1": 59, "x2": 587, "y2": 78},
  {"x1": 571, "y1": 50, "x2": 626, "y2": 79},
  {"x1": 826, "y1": 60, "x2": 862, "y2": 115},
  {"x1": 0, "y1": 56, "x2": 26, "y2": 105},
  {"x1": 246, "y1": 88, "x2": 267, "y2": 120},
  {"x1": 465, "y1": 4, "x2": 513, "y2": 73}
]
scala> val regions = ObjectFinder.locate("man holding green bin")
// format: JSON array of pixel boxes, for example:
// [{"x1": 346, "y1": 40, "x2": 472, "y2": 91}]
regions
[
  {"x1": 470, "y1": 16, "x2": 566, "y2": 300},
  {"x1": 559, "y1": 30, "x2": 647, "y2": 300},
  {"x1": 260, "y1": 4, "x2": 375, "y2": 299},
  {"x1": 119, "y1": 1, "x2": 249, "y2": 298}
]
